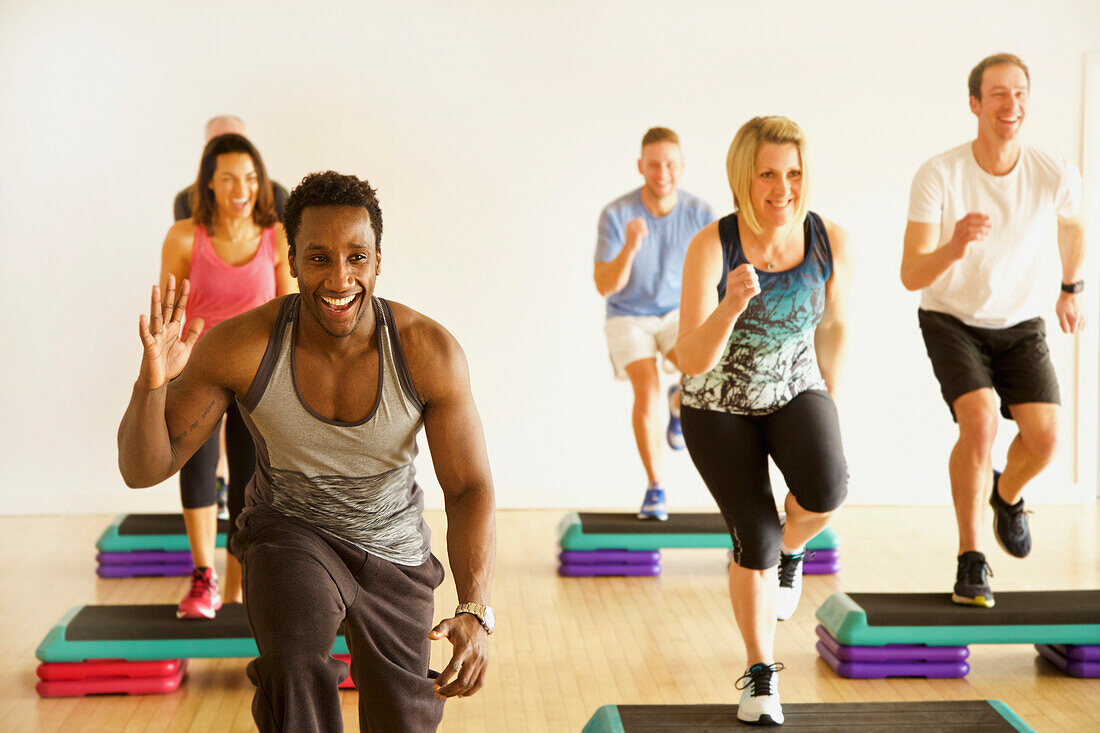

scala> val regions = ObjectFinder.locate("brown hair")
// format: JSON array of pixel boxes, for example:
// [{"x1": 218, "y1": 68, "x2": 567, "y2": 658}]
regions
[
  {"x1": 641, "y1": 127, "x2": 680, "y2": 151},
  {"x1": 968, "y1": 53, "x2": 1029, "y2": 99},
  {"x1": 190, "y1": 133, "x2": 277, "y2": 230}
]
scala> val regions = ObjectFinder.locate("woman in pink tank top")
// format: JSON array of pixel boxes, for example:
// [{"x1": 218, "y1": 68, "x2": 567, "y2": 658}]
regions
[{"x1": 158, "y1": 133, "x2": 296, "y2": 619}]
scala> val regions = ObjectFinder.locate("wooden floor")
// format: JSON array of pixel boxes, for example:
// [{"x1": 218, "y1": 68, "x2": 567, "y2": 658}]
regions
[{"x1": 2, "y1": 505, "x2": 1099, "y2": 732}]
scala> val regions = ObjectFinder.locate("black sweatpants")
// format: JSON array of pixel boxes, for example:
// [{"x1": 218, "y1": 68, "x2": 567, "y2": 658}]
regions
[
  {"x1": 681, "y1": 389, "x2": 848, "y2": 570},
  {"x1": 178, "y1": 401, "x2": 254, "y2": 547},
  {"x1": 233, "y1": 506, "x2": 447, "y2": 733}
]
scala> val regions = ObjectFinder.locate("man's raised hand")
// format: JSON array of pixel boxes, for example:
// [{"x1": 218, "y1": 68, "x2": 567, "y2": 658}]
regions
[{"x1": 137, "y1": 274, "x2": 203, "y2": 390}]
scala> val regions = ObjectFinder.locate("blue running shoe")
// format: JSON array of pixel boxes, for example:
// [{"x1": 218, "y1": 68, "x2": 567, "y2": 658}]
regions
[
  {"x1": 667, "y1": 385, "x2": 685, "y2": 451},
  {"x1": 638, "y1": 486, "x2": 668, "y2": 521}
]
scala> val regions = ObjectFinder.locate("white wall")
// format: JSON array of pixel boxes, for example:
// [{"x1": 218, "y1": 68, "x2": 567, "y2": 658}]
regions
[{"x1": 2, "y1": 0, "x2": 1098, "y2": 515}]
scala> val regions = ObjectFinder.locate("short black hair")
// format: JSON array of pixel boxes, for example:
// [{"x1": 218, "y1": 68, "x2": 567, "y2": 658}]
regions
[{"x1": 284, "y1": 171, "x2": 383, "y2": 257}]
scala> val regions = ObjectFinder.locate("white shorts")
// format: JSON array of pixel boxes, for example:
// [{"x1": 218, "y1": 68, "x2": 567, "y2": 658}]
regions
[{"x1": 604, "y1": 310, "x2": 680, "y2": 380}]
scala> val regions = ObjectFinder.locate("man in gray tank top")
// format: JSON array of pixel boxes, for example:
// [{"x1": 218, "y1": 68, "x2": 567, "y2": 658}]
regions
[{"x1": 119, "y1": 171, "x2": 496, "y2": 732}]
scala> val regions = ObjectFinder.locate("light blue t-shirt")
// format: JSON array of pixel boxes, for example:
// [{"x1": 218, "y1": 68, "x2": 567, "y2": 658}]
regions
[{"x1": 595, "y1": 188, "x2": 715, "y2": 318}]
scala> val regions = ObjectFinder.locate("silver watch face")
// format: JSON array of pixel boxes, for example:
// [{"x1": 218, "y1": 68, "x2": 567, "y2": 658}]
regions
[{"x1": 482, "y1": 605, "x2": 496, "y2": 633}]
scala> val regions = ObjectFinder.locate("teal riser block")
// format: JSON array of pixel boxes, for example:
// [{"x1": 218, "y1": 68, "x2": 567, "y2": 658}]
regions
[
  {"x1": 36, "y1": 605, "x2": 348, "y2": 663},
  {"x1": 557, "y1": 512, "x2": 839, "y2": 552},
  {"x1": 816, "y1": 591, "x2": 1100, "y2": 647}
]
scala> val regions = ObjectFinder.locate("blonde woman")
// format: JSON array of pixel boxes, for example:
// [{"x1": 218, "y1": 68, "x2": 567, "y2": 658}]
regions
[{"x1": 675, "y1": 116, "x2": 850, "y2": 725}]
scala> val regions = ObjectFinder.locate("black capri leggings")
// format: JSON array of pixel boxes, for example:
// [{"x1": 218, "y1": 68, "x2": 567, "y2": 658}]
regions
[
  {"x1": 681, "y1": 389, "x2": 848, "y2": 570},
  {"x1": 178, "y1": 401, "x2": 255, "y2": 546}
]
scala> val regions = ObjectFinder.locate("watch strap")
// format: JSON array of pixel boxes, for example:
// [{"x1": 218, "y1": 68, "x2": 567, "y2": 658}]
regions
[{"x1": 1062, "y1": 280, "x2": 1084, "y2": 294}]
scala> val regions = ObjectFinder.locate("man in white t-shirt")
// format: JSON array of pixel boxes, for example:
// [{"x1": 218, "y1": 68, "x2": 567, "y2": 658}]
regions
[{"x1": 901, "y1": 53, "x2": 1085, "y2": 608}]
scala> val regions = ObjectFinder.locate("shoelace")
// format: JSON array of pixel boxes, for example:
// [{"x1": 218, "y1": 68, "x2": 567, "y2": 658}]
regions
[
  {"x1": 777, "y1": 551, "x2": 810, "y2": 588},
  {"x1": 1008, "y1": 506, "x2": 1033, "y2": 534},
  {"x1": 735, "y1": 662, "x2": 786, "y2": 696},
  {"x1": 189, "y1": 570, "x2": 214, "y2": 598},
  {"x1": 962, "y1": 557, "x2": 993, "y2": 584}
]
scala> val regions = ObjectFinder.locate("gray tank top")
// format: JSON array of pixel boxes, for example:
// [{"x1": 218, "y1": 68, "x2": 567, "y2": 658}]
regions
[{"x1": 238, "y1": 295, "x2": 430, "y2": 565}]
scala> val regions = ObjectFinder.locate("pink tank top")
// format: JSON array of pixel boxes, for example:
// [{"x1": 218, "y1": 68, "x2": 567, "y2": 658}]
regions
[{"x1": 186, "y1": 225, "x2": 278, "y2": 337}]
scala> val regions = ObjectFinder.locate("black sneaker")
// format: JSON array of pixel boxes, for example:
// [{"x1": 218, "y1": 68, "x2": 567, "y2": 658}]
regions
[
  {"x1": 952, "y1": 551, "x2": 994, "y2": 608},
  {"x1": 990, "y1": 470, "x2": 1031, "y2": 558}
]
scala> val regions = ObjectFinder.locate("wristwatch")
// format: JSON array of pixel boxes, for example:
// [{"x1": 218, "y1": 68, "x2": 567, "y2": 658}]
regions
[
  {"x1": 1062, "y1": 280, "x2": 1084, "y2": 294},
  {"x1": 455, "y1": 603, "x2": 496, "y2": 634}
]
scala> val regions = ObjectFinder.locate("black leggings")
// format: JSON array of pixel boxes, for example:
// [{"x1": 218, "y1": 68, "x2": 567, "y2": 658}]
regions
[
  {"x1": 178, "y1": 401, "x2": 255, "y2": 546},
  {"x1": 681, "y1": 390, "x2": 848, "y2": 570}
]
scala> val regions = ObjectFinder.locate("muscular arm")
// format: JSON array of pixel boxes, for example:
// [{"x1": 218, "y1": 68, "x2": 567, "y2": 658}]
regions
[
  {"x1": 1056, "y1": 215, "x2": 1086, "y2": 333},
  {"x1": 117, "y1": 281, "x2": 233, "y2": 487},
  {"x1": 273, "y1": 225, "x2": 298, "y2": 296},
  {"x1": 675, "y1": 222, "x2": 756, "y2": 376},
  {"x1": 816, "y1": 220, "x2": 850, "y2": 395},
  {"x1": 593, "y1": 216, "x2": 646, "y2": 297},
  {"x1": 400, "y1": 308, "x2": 495, "y2": 698},
  {"x1": 900, "y1": 214, "x2": 990, "y2": 291}
]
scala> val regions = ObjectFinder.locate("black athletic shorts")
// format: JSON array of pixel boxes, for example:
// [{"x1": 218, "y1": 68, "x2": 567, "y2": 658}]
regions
[{"x1": 917, "y1": 309, "x2": 1060, "y2": 421}]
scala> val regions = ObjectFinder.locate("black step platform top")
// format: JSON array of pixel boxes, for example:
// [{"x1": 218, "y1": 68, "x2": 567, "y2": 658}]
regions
[
  {"x1": 616, "y1": 700, "x2": 1022, "y2": 731},
  {"x1": 118, "y1": 513, "x2": 230, "y2": 536},
  {"x1": 851, "y1": 590, "x2": 1100, "y2": 627},
  {"x1": 577, "y1": 512, "x2": 725, "y2": 535},
  {"x1": 66, "y1": 604, "x2": 345, "y2": 641}
]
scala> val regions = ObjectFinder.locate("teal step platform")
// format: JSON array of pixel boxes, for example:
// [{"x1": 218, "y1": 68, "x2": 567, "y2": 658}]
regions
[
  {"x1": 582, "y1": 700, "x2": 1033, "y2": 732},
  {"x1": 96, "y1": 514, "x2": 229, "y2": 552},
  {"x1": 557, "y1": 511, "x2": 839, "y2": 551},
  {"x1": 36, "y1": 604, "x2": 348, "y2": 662},
  {"x1": 816, "y1": 591, "x2": 1100, "y2": 646}
]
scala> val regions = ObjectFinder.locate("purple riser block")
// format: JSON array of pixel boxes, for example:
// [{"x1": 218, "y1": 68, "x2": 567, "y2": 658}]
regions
[
  {"x1": 815, "y1": 626, "x2": 968, "y2": 662},
  {"x1": 558, "y1": 550, "x2": 661, "y2": 565},
  {"x1": 803, "y1": 560, "x2": 840, "y2": 575},
  {"x1": 817, "y1": 641, "x2": 969, "y2": 678},
  {"x1": 558, "y1": 563, "x2": 661, "y2": 577},
  {"x1": 1036, "y1": 645, "x2": 1100, "y2": 678},
  {"x1": 96, "y1": 563, "x2": 194, "y2": 578},
  {"x1": 1047, "y1": 644, "x2": 1100, "y2": 661},
  {"x1": 805, "y1": 549, "x2": 839, "y2": 563},
  {"x1": 96, "y1": 551, "x2": 194, "y2": 566}
]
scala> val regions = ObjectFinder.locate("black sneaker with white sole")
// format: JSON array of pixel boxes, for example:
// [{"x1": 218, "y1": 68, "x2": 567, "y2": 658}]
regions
[
  {"x1": 990, "y1": 470, "x2": 1031, "y2": 558},
  {"x1": 952, "y1": 551, "x2": 994, "y2": 608}
]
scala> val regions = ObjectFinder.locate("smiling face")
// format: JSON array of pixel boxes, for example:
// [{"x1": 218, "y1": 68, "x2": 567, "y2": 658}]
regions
[
  {"x1": 207, "y1": 152, "x2": 259, "y2": 220},
  {"x1": 637, "y1": 141, "x2": 683, "y2": 201},
  {"x1": 748, "y1": 142, "x2": 802, "y2": 229},
  {"x1": 290, "y1": 205, "x2": 381, "y2": 339},
  {"x1": 970, "y1": 63, "x2": 1028, "y2": 143}
]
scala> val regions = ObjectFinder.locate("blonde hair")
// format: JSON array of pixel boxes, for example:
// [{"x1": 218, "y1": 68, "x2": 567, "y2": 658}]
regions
[{"x1": 726, "y1": 116, "x2": 809, "y2": 234}]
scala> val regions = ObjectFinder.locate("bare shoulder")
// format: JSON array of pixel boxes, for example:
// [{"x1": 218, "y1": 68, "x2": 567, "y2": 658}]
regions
[
  {"x1": 820, "y1": 216, "x2": 849, "y2": 259},
  {"x1": 190, "y1": 297, "x2": 290, "y2": 396},
  {"x1": 685, "y1": 220, "x2": 723, "y2": 265},
  {"x1": 384, "y1": 299, "x2": 469, "y2": 402},
  {"x1": 163, "y1": 219, "x2": 197, "y2": 255}
]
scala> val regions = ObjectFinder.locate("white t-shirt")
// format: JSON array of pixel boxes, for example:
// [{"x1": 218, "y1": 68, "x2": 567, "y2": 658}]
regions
[{"x1": 907, "y1": 142, "x2": 1081, "y2": 328}]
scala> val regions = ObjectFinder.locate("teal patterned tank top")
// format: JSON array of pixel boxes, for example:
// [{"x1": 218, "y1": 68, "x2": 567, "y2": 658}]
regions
[{"x1": 680, "y1": 211, "x2": 833, "y2": 416}]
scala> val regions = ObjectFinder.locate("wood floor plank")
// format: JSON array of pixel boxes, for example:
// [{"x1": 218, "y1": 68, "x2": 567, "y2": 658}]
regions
[{"x1": 2, "y1": 506, "x2": 1098, "y2": 731}]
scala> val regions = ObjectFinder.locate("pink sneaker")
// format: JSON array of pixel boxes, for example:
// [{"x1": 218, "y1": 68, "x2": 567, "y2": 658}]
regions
[{"x1": 177, "y1": 567, "x2": 222, "y2": 619}]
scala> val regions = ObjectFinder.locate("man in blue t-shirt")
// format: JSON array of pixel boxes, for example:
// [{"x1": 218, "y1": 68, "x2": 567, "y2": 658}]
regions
[{"x1": 594, "y1": 127, "x2": 715, "y2": 520}]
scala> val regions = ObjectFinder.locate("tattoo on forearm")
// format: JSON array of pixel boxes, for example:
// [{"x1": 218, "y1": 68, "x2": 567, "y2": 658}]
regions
[{"x1": 170, "y1": 398, "x2": 218, "y2": 443}]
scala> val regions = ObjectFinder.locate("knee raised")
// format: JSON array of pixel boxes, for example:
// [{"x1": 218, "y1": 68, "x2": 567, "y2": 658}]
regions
[
  {"x1": 957, "y1": 410, "x2": 998, "y2": 453},
  {"x1": 1022, "y1": 424, "x2": 1059, "y2": 461}
]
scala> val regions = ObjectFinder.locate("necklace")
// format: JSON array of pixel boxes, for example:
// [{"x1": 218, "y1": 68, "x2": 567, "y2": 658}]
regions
[{"x1": 745, "y1": 221, "x2": 796, "y2": 272}]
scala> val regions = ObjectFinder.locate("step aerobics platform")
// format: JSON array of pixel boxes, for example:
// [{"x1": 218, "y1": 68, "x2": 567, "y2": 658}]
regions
[
  {"x1": 35, "y1": 604, "x2": 354, "y2": 696},
  {"x1": 557, "y1": 512, "x2": 839, "y2": 577},
  {"x1": 814, "y1": 591, "x2": 1100, "y2": 678},
  {"x1": 96, "y1": 514, "x2": 230, "y2": 553},
  {"x1": 582, "y1": 700, "x2": 1033, "y2": 732},
  {"x1": 36, "y1": 604, "x2": 348, "y2": 662}
]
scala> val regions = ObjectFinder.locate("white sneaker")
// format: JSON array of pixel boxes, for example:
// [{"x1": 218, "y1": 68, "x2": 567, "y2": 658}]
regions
[
  {"x1": 736, "y1": 662, "x2": 784, "y2": 725},
  {"x1": 776, "y1": 551, "x2": 804, "y2": 621}
]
